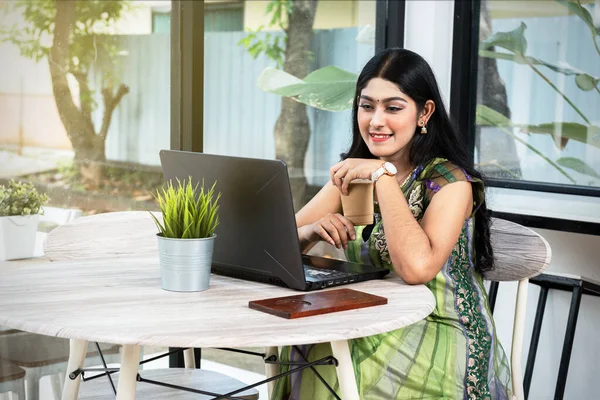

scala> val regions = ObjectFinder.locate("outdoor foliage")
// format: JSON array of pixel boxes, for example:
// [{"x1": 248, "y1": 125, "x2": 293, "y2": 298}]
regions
[
  {"x1": 237, "y1": 0, "x2": 292, "y2": 68},
  {"x1": 0, "y1": 180, "x2": 49, "y2": 217},
  {"x1": 150, "y1": 178, "x2": 221, "y2": 240}
]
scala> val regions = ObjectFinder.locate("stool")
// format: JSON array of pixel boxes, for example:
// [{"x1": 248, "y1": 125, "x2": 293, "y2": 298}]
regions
[
  {"x1": 521, "y1": 273, "x2": 600, "y2": 400},
  {"x1": 0, "y1": 360, "x2": 25, "y2": 399}
]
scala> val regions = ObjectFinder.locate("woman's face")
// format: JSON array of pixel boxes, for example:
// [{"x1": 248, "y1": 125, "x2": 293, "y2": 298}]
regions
[{"x1": 357, "y1": 78, "x2": 421, "y2": 163}]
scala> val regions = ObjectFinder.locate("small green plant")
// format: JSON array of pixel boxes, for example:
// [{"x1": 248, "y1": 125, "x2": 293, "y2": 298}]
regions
[
  {"x1": 0, "y1": 179, "x2": 49, "y2": 217},
  {"x1": 150, "y1": 177, "x2": 221, "y2": 239}
]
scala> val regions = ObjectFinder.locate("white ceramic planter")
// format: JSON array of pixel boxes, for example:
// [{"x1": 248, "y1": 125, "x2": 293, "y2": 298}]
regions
[
  {"x1": 157, "y1": 234, "x2": 216, "y2": 292},
  {"x1": 0, "y1": 214, "x2": 39, "y2": 261}
]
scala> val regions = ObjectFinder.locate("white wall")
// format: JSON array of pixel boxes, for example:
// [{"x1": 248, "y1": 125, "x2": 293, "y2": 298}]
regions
[
  {"x1": 404, "y1": 0, "x2": 455, "y2": 109},
  {"x1": 404, "y1": 1, "x2": 600, "y2": 398}
]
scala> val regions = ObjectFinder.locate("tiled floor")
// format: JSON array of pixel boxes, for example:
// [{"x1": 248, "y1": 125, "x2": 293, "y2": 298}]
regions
[{"x1": 27, "y1": 350, "x2": 268, "y2": 399}]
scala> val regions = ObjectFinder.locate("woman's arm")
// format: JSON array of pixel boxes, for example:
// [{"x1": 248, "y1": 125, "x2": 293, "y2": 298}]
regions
[{"x1": 374, "y1": 174, "x2": 473, "y2": 284}]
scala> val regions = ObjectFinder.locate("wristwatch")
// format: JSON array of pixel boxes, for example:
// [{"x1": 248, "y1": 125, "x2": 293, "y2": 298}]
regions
[{"x1": 371, "y1": 162, "x2": 397, "y2": 182}]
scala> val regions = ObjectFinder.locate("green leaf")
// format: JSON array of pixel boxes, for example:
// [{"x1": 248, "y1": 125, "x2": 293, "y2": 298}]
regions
[
  {"x1": 556, "y1": 0, "x2": 599, "y2": 37},
  {"x1": 575, "y1": 73, "x2": 599, "y2": 91},
  {"x1": 481, "y1": 22, "x2": 528, "y2": 56},
  {"x1": 476, "y1": 105, "x2": 577, "y2": 183},
  {"x1": 556, "y1": 157, "x2": 600, "y2": 179},
  {"x1": 257, "y1": 66, "x2": 358, "y2": 111},
  {"x1": 518, "y1": 122, "x2": 600, "y2": 149},
  {"x1": 476, "y1": 105, "x2": 600, "y2": 149},
  {"x1": 480, "y1": 50, "x2": 600, "y2": 92}
]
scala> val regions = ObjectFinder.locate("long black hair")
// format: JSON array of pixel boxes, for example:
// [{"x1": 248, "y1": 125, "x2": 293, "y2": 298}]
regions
[{"x1": 342, "y1": 48, "x2": 494, "y2": 273}]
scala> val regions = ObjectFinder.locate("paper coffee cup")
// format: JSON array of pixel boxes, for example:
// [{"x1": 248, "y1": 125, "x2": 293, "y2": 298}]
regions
[{"x1": 340, "y1": 179, "x2": 374, "y2": 226}]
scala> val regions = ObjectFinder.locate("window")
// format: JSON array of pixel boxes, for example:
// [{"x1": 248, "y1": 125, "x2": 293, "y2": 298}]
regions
[
  {"x1": 0, "y1": 1, "x2": 171, "y2": 217},
  {"x1": 203, "y1": 0, "x2": 378, "y2": 210},
  {"x1": 205, "y1": 2, "x2": 244, "y2": 32},
  {"x1": 474, "y1": 0, "x2": 600, "y2": 193}
]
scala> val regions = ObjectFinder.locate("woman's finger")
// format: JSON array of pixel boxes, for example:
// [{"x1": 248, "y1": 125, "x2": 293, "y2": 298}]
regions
[
  {"x1": 329, "y1": 161, "x2": 344, "y2": 185},
  {"x1": 340, "y1": 168, "x2": 359, "y2": 195},
  {"x1": 321, "y1": 217, "x2": 343, "y2": 248},
  {"x1": 328, "y1": 215, "x2": 350, "y2": 249},
  {"x1": 335, "y1": 213, "x2": 357, "y2": 241},
  {"x1": 314, "y1": 223, "x2": 335, "y2": 247},
  {"x1": 333, "y1": 164, "x2": 349, "y2": 190}
]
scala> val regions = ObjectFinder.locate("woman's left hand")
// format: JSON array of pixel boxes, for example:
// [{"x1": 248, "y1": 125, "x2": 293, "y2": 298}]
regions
[{"x1": 330, "y1": 158, "x2": 383, "y2": 195}]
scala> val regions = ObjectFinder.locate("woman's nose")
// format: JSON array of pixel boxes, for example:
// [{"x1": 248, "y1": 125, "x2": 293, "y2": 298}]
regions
[{"x1": 370, "y1": 108, "x2": 386, "y2": 128}]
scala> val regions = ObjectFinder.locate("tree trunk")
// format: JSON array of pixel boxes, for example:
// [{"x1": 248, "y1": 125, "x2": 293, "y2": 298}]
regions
[
  {"x1": 477, "y1": 0, "x2": 522, "y2": 179},
  {"x1": 49, "y1": 0, "x2": 128, "y2": 188},
  {"x1": 275, "y1": 0, "x2": 317, "y2": 210}
]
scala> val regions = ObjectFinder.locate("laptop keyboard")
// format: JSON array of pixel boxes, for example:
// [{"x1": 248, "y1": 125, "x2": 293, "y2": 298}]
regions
[{"x1": 304, "y1": 266, "x2": 353, "y2": 280}]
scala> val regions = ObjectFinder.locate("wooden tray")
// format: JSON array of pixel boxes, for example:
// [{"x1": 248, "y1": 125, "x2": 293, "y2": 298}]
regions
[{"x1": 249, "y1": 288, "x2": 387, "y2": 319}]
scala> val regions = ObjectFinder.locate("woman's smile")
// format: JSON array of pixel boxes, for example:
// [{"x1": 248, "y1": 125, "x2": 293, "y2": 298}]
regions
[{"x1": 369, "y1": 131, "x2": 394, "y2": 142}]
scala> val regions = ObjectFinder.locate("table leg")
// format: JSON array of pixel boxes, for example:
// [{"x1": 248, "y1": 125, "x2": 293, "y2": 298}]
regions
[
  {"x1": 330, "y1": 340, "x2": 359, "y2": 400},
  {"x1": 183, "y1": 348, "x2": 196, "y2": 368},
  {"x1": 116, "y1": 344, "x2": 141, "y2": 400},
  {"x1": 264, "y1": 346, "x2": 279, "y2": 398},
  {"x1": 61, "y1": 339, "x2": 88, "y2": 400}
]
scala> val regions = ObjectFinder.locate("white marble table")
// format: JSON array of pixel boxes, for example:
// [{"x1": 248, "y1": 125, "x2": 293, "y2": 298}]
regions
[{"x1": 0, "y1": 212, "x2": 436, "y2": 400}]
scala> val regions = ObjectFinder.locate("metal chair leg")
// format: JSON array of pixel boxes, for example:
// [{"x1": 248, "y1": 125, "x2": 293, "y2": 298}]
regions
[
  {"x1": 524, "y1": 285, "x2": 549, "y2": 398},
  {"x1": 554, "y1": 285, "x2": 582, "y2": 399},
  {"x1": 488, "y1": 281, "x2": 499, "y2": 314}
]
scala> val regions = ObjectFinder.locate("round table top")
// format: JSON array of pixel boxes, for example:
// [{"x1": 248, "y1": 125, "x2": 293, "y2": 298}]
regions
[{"x1": 0, "y1": 212, "x2": 436, "y2": 348}]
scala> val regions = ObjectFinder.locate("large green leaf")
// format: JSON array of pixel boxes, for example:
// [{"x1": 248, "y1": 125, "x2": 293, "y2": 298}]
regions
[
  {"x1": 520, "y1": 122, "x2": 600, "y2": 149},
  {"x1": 480, "y1": 50, "x2": 599, "y2": 92},
  {"x1": 556, "y1": 157, "x2": 600, "y2": 179},
  {"x1": 481, "y1": 22, "x2": 528, "y2": 56},
  {"x1": 476, "y1": 104, "x2": 577, "y2": 183},
  {"x1": 257, "y1": 66, "x2": 358, "y2": 111},
  {"x1": 575, "y1": 74, "x2": 600, "y2": 91},
  {"x1": 556, "y1": 0, "x2": 599, "y2": 37},
  {"x1": 476, "y1": 105, "x2": 600, "y2": 149}
]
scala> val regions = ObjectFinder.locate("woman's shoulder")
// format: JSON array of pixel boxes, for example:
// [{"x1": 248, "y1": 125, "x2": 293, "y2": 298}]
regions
[
  {"x1": 415, "y1": 158, "x2": 480, "y2": 185},
  {"x1": 414, "y1": 158, "x2": 485, "y2": 208}
]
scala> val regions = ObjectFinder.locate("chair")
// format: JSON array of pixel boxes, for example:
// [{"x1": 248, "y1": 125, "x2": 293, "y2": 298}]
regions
[
  {"x1": 0, "y1": 360, "x2": 25, "y2": 400},
  {"x1": 0, "y1": 335, "x2": 121, "y2": 400},
  {"x1": 484, "y1": 218, "x2": 552, "y2": 400},
  {"x1": 519, "y1": 272, "x2": 599, "y2": 399}
]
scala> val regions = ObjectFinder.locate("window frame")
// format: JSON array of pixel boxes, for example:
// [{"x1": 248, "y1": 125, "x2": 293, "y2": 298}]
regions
[{"x1": 450, "y1": 3, "x2": 600, "y2": 196}]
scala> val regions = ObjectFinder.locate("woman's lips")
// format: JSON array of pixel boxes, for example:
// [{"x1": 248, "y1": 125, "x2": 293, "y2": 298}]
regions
[{"x1": 369, "y1": 132, "x2": 393, "y2": 142}]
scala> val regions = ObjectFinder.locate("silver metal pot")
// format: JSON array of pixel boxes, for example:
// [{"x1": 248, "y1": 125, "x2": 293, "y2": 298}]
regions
[{"x1": 157, "y1": 234, "x2": 215, "y2": 292}]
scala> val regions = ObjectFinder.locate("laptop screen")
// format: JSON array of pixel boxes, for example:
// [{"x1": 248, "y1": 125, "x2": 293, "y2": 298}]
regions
[{"x1": 159, "y1": 150, "x2": 308, "y2": 290}]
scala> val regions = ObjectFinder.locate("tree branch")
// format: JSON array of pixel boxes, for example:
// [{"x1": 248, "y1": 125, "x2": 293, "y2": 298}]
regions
[{"x1": 99, "y1": 84, "x2": 129, "y2": 140}]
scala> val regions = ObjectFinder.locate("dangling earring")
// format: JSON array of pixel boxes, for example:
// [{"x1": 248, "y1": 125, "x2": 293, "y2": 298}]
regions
[{"x1": 420, "y1": 120, "x2": 428, "y2": 135}]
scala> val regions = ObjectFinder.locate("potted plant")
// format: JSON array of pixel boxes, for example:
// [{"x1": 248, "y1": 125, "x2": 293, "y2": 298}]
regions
[
  {"x1": 150, "y1": 177, "x2": 221, "y2": 292},
  {"x1": 0, "y1": 179, "x2": 49, "y2": 261}
]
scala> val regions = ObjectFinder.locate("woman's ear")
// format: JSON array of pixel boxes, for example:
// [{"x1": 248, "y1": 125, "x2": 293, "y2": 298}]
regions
[{"x1": 420, "y1": 100, "x2": 436, "y2": 124}]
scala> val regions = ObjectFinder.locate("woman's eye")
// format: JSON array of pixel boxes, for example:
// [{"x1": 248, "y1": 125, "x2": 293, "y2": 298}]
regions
[
  {"x1": 359, "y1": 103, "x2": 373, "y2": 110},
  {"x1": 387, "y1": 106, "x2": 402, "y2": 112}
]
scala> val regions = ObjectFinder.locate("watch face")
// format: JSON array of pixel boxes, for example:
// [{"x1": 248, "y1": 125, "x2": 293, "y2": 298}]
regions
[{"x1": 384, "y1": 162, "x2": 397, "y2": 174}]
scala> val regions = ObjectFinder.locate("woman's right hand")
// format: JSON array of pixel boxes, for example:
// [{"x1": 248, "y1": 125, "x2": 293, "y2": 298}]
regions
[{"x1": 300, "y1": 213, "x2": 357, "y2": 250}]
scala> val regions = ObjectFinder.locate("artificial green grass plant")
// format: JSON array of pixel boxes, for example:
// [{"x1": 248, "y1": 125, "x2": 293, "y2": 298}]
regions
[{"x1": 150, "y1": 177, "x2": 221, "y2": 239}]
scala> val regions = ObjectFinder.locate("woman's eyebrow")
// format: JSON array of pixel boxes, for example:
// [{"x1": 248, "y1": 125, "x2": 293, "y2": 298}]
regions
[{"x1": 359, "y1": 95, "x2": 408, "y2": 103}]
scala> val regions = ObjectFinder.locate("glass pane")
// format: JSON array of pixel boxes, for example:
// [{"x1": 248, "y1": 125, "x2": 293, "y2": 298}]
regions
[
  {"x1": 475, "y1": 0, "x2": 600, "y2": 188},
  {"x1": 204, "y1": 0, "x2": 377, "y2": 210},
  {"x1": 0, "y1": 0, "x2": 171, "y2": 224},
  {"x1": 0, "y1": 0, "x2": 173, "y2": 390}
]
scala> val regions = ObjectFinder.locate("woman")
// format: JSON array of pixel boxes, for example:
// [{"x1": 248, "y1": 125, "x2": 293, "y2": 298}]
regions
[{"x1": 272, "y1": 48, "x2": 512, "y2": 399}]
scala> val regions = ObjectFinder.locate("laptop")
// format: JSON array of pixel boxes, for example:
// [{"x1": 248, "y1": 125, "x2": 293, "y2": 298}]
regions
[{"x1": 159, "y1": 150, "x2": 390, "y2": 291}]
